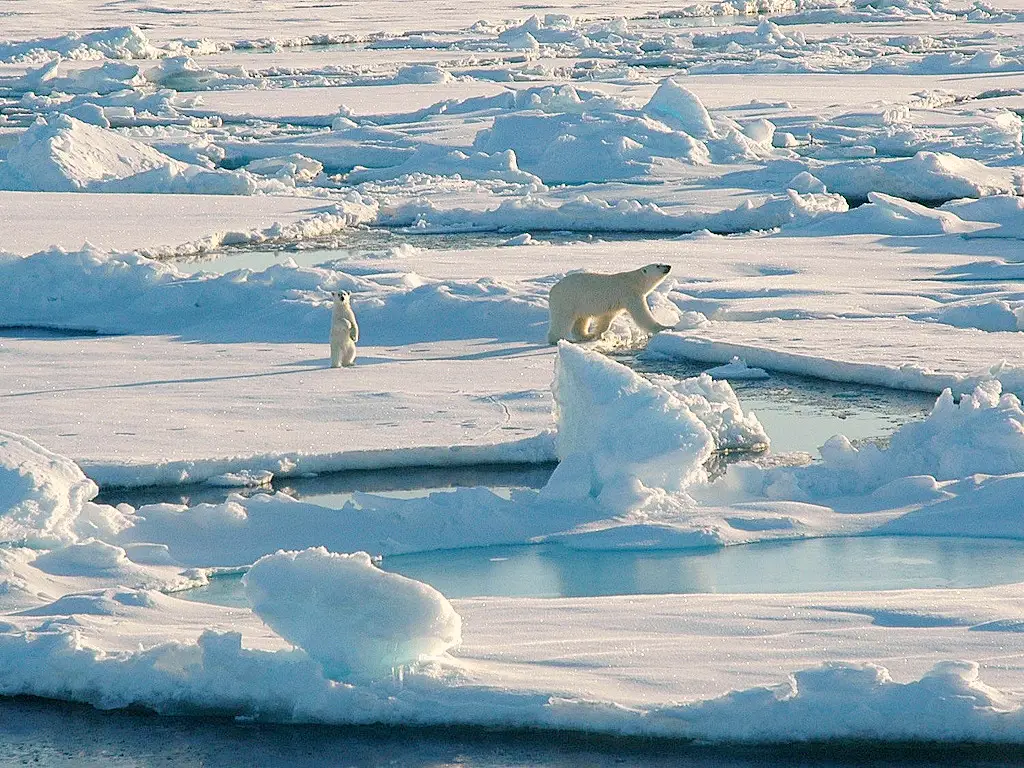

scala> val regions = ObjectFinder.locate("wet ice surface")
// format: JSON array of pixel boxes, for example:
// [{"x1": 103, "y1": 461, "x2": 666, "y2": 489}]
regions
[
  {"x1": 95, "y1": 462, "x2": 555, "y2": 508},
  {"x1": 179, "y1": 536, "x2": 1024, "y2": 606}
]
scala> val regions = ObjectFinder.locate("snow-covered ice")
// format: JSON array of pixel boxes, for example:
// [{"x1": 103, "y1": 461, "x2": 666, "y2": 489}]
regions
[{"x1": 4, "y1": 0, "x2": 1024, "y2": 750}]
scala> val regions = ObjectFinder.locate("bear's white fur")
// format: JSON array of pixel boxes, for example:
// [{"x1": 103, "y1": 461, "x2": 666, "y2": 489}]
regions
[
  {"x1": 547, "y1": 263, "x2": 673, "y2": 344},
  {"x1": 329, "y1": 290, "x2": 359, "y2": 367}
]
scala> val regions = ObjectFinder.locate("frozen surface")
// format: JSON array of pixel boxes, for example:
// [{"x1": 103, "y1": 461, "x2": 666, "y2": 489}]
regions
[{"x1": 5, "y1": 0, "x2": 1024, "y2": 747}]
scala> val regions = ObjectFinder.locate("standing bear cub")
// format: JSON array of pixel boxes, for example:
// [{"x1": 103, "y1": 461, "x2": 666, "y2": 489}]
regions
[
  {"x1": 329, "y1": 290, "x2": 359, "y2": 367},
  {"x1": 547, "y1": 263, "x2": 673, "y2": 344}
]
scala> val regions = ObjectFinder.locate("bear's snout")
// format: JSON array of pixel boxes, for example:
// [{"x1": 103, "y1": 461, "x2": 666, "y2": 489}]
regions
[{"x1": 657, "y1": 264, "x2": 671, "y2": 274}]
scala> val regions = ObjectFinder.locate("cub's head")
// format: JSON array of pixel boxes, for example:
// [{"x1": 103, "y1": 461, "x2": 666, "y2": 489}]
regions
[{"x1": 330, "y1": 290, "x2": 351, "y2": 304}]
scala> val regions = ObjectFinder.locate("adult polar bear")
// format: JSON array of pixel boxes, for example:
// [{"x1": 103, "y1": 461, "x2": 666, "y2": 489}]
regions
[{"x1": 547, "y1": 263, "x2": 674, "y2": 344}]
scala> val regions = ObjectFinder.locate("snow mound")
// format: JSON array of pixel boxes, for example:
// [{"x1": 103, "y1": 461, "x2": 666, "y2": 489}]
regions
[
  {"x1": 810, "y1": 151, "x2": 1019, "y2": 204},
  {"x1": 763, "y1": 381, "x2": 1024, "y2": 499},
  {"x1": 473, "y1": 110, "x2": 710, "y2": 183},
  {"x1": 643, "y1": 78, "x2": 717, "y2": 139},
  {"x1": 545, "y1": 343, "x2": 715, "y2": 507},
  {"x1": 32, "y1": 539, "x2": 133, "y2": 576},
  {"x1": 243, "y1": 548, "x2": 461, "y2": 680},
  {"x1": 0, "y1": 115, "x2": 264, "y2": 194},
  {"x1": 680, "y1": 661, "x2": 1016, "y2": 742},
  {"x1": 0, "y1": 431, "x2": 99, "y2": 547},
  {"x1": 15, "y1": 588, "x2": 157, "y2": 618},
  {"x1": 802, "y1": 192, "x2": 992, "y2": 236}
]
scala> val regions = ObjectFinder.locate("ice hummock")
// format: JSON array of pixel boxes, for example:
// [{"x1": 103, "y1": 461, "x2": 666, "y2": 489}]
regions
[{"x1": 244, "y1": 548, "x2": 461, "y2": 680}]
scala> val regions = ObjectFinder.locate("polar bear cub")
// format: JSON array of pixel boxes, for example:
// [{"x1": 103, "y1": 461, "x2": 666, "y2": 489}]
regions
[
  {"x1": 547, "y1": 263, "x2": 673, "y2": 344},
  {"x1": 329, "y1": 290, "x2": 359, "y2": 367}
]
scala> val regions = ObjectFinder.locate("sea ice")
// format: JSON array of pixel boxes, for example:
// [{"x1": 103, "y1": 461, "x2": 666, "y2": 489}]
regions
[{"x1": 244, "y1": 548, "x2": 461, "y2": 680}]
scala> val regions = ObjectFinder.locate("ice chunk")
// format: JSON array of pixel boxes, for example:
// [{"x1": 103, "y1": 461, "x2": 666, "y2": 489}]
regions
[
  {"x1": 244, "y1": 548, "x2": 461, "y2": 680},
  {"x1": 703, "y1": 357, "x2": 771, "y2": 381},
  {"x1": 0, "y1": 430, "x2": 99, "y2": 547},
  {"x1": 643, "y1": 77, "x2": 717, "y2": 139},
  {"x1": 547, "y1": 343, "x2": 715, "y2": 504}
]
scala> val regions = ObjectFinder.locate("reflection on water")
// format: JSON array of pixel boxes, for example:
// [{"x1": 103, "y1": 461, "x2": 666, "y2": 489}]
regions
[
  {"x1": 623, "y1": 353, "x2": 935, "y2": 457},
  {"x1": 178, "y1": 536, "x2": 1024, "y2": 607},
  {"x1": 95, "y1": 462, "x2": 555, "y2": 509}
]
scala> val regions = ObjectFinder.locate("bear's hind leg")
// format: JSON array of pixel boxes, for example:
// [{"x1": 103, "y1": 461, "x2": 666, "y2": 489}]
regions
[
  {"x1": 547, "y1": 304, "x2": 576, "y2": 344},
  {"x1": 341, "y1": 343, "x2": 357, "y2": 367},
  {"x1": 330, "y1": 339, "x2": 342, "y2": 368},
  {"x1": 586, "y1": 311, "x2": 619, "y2": 340},
  {"x1": 572, "y1": 315, "x2": 595, "y2": 341}
]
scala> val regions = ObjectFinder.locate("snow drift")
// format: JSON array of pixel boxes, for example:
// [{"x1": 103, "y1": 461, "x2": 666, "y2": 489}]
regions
[{"x1": 0, "y1": 115, "x2": 266, "y2": 194}]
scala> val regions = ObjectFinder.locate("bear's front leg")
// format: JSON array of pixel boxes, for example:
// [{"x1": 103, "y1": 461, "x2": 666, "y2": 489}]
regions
[{"x1": 624, "y1": 296, "x2": 672, "y2": 334}]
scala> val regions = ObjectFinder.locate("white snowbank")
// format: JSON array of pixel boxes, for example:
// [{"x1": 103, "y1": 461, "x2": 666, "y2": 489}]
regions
[
  {"x1": 750, "y1": 381, "x2": 1024, "y2": 500},
  {"x1": 382, "y1": 190, "x2": 847, "y2": 235},
  {"x1": 0, "y1": 116, "x2": 266, "y2": 195},
  {"x1": 800, "y1": 192, "x2": 994, "y2": 236},
  {"x1": 244, "y1": 548, "x2": 461, "y2": 680},
  {"x1": 809, "y1": 152, "x2": 1020, "y2": 203},
  {"x1": 0, "y1": 246, "x2": 547, "y2": 344},
  {"x1": 0, "y1": 431, "x2": 103, "y2": 547}
]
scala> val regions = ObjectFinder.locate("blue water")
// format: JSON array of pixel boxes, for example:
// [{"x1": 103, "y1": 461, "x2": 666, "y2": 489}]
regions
[
  {"x1": 622, "y1": 354, "x2": 935, "y2": 456},
  {"x1": 1, "y1": 695, "x2": 1016, "y2": 767},
  {"x1": 178, "y1": 536, "x2": 1024, "y2": 608}
]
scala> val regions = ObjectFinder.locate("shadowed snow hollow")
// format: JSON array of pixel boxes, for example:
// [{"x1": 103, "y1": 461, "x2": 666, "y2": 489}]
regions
[{"x1": 243, "y1": 548, "x2": 461, "y2": 680}]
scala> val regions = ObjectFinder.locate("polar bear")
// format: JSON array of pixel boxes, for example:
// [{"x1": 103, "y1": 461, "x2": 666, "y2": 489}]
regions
[
  {"x1": 547, "y1": 263, "x2": 673, "y2": 344},
  {"x1": 329, "y1": 290, "x2": 359, "y2": 367}
]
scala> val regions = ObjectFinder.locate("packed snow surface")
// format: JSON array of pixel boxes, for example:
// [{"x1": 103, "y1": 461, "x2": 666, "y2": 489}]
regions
[{"x1": 5, "y1": 0, "x2": 1024, "y2": 747}]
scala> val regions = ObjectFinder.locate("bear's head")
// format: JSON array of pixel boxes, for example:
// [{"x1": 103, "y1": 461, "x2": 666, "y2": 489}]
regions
[
  {"x1": 640, "y1": 264, "x2": 671, "y2": 278},
  {"x1": 330, "y1": 290, "x2": 351, "y2": 304}
]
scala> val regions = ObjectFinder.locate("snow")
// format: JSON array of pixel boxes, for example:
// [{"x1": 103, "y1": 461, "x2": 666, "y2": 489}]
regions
[
  {"x1": 243, "y1": 548, "x2": 461, "y2": 680},
  {"x1": 703, "y1": 356, "x2": 771, "y2": 381},
  {"x1": 546, "y1": 343, "x2": 717, "y2": 504},
  {"x1": 4, "y1": 0, "x2": 1024, "y2": 748},
  {"x1": 0, "y1": 430, "x2": 101, "y2": 547},
  {"x1": 0, "y1": 115, "x2": 267, "y2": 195}
]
